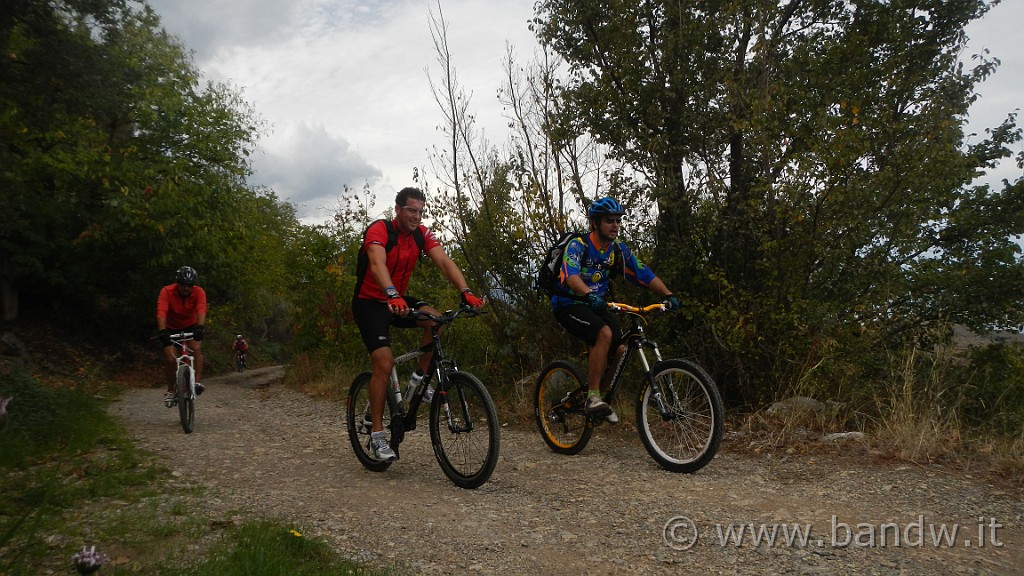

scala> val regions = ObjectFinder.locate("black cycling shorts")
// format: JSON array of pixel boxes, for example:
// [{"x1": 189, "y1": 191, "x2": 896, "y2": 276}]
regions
[
  {"x1": 352, "y1": 296, "x2": 428, "y2": 353},
  {"x1": 553, "y1": 304, "x2": 621, "y2": 348}
]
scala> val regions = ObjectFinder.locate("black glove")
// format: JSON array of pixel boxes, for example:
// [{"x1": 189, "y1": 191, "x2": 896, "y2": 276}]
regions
[
  {"x1": 664, "y1": 295, "x2": 681, "y2": 311},
  {"x1": 158, "y1": 329, "x2": 172, "y2": 347},
  {"x1": 193, "y1": 325, "x2": 205, "y2": 341},
  {"x1": 585, "y1": 292, "x2": 606, "y2": 311}
]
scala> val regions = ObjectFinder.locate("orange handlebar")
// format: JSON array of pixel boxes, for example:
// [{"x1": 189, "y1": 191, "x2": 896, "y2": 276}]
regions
[{"x1": 607, "y1": 302, "x2": 667, "y2": 313}]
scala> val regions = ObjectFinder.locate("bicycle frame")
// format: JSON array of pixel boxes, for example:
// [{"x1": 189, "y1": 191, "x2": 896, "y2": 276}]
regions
[
  {"x1": 168, "y1": 331, "x2": 197, "y2": 433},
  {"x1": 170, "y1": 333, "x2": 197, "y2": 398},
  {"x1": 387, "y1": 308, "x2": 473, "y2": 439},
  {"x1": 599, "y1": 303, "x2": 676, "y2": 419}
]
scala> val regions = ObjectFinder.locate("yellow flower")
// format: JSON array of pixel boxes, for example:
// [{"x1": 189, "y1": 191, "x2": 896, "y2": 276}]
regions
[{"x1": 290, "y1": 530, "x2": 303, "y2": 537}]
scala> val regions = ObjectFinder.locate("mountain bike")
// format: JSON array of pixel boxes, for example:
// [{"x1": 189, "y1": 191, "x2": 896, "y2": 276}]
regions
[
  {"x1": 534, "y1": 302, "x2": 724, "y2": 473},
  {"x1": 235, "y1": 350, "x2": 247, "y2": 372},
  {"x1": 346, "y1": 305, "x2": 499, "y2": 489},
  {"x1": 166, "y1": 331, "x2": 199, "y2": 434}
]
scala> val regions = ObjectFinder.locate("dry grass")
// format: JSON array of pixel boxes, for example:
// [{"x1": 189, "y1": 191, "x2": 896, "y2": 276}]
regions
[
  {"x1": 871, "y1": 347, "x2": 964, "y2": 464},
  {"x1": 281, "y1": 352, "x2": 355, "y2": 401}
]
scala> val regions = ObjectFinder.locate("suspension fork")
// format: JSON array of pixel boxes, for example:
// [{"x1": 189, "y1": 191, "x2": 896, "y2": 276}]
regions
[
  {"x1": 435, "y1": 358, "x2": 475, "y2": 433},
  {"x1": 636, "y1": 335, "x2": 674, "y2": 416}
]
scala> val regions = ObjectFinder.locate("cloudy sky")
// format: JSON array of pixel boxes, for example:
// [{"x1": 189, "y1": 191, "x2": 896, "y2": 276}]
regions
[{"x1": 145, "y1": 0, "x2": 1023, "y2": 224}]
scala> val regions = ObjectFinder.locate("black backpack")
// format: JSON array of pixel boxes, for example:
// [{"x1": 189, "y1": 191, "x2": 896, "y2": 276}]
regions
[
  {"x1": 535, "y1": 231, "x2": 622, "y2": 298},
  {"x1": 353, "y1": 219, "x2": 426, "y2": 295}
]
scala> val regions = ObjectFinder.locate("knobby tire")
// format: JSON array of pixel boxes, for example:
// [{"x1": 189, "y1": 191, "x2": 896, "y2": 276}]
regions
[
  {"x1": 429, "y1": 371, "x2": 499, "y2": 489},
  {"x1": 345, "y1": 372, "x2": 393, "y2": 472},
  {"x1": 176, "y1": 365, "x2": 195, "y2": 434},
  {"x1": 533, "y1": 361, "x2": 592, "y2": 455},
  {"x1": 636, "y1": 358, "x2": 723, "y2": 473}
]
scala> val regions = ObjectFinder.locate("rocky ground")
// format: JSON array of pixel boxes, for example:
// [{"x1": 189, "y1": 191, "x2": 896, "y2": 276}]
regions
[{"x1": 109, "y1": 366, "x2": 1023, "y2": 575}]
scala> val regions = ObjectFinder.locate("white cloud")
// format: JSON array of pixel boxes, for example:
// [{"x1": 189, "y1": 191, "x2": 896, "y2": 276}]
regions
[
  {"x1": 146, "y1": 0, "x2": 1022, "y2": 223},
  {"x1": 252, "y1": 121, "x2": 380, "y2": 217},
  {"x1": 148, "y1": 0, "x2": 537, "y2": 222}
]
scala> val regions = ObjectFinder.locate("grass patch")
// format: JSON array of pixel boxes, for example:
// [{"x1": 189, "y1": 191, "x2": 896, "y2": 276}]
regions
[
  {"x1": 0, "y1": 372, "x2": 385, "y2": 576},
  {"x1": 166, "y1": 521, "x2": 389, "y2": 576}
]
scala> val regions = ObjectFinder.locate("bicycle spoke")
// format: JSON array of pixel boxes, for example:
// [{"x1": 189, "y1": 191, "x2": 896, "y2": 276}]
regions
[{"x1": 534, "y1": 361, "x2": 592, "y2": 455}]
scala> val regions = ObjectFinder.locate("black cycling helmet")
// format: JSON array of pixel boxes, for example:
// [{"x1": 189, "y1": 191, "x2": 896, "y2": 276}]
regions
[
  {"x1": 175, "y1": 266, "x2": 198, "y2": 285},
  {"x1": 587, "y1": 196, "x2": 625, "y2": 219}
]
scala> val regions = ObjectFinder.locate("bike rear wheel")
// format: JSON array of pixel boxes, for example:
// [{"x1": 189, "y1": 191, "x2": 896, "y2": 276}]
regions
[
  {"x1": 345, "y1": 372, "x2": 393, "y2": 472},
  {"x1": 176, "y1": 365, "x2": 195, "y2": 434},
  {"x1": 636, "y1": 358, "x2": 723, "y2": 473},
  {"x1": 429, "y1": 371, "x2": 499, "y2": 488},
  {"x1": 534, "y1": 361, "x2": 592, "y2": 455}
]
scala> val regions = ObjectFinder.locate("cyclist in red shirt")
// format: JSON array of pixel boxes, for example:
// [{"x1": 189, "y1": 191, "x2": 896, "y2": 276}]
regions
[
  {"x1": 157, "y1": 266, "x2": 207, "y2": 406},
  {"x1": 351, "y1": 187, "x2": 485, "y2": 462}
]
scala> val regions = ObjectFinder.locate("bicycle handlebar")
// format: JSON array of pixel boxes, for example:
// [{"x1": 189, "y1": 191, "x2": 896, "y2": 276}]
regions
[
  {"x1": 409, "y1": 305, "x2": 486, "y2": 324},
  {"x1": 606, "y1": 302, "x2": 669, "y2": 314}
]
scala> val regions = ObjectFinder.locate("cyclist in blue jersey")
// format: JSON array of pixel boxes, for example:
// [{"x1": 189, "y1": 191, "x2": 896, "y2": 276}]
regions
[{"x1": 551, "y1": 197, "x2": 681, "y2": 422}]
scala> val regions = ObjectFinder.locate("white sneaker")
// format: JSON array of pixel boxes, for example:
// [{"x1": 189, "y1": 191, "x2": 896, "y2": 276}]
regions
[
  {"x1": 163, "y1": 392, "x2": 176, "y2": 407},
  {"x1": 370, "y1": 433, "x2": 398, "y2": 462},
  {"x1": 606, "y1": 408, "x2": 619, "y2": 424}
]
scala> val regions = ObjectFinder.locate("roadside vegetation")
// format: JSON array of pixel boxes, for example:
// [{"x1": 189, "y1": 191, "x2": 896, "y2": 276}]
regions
[{"x1": 0, "y1": 366, "x2": 389, "y2": 576}]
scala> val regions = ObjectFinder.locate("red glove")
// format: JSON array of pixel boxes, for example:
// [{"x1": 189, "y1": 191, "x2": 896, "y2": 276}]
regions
[
  {"x1": 460, "y1": 289, "x2": 484, "y2": 308},
  {"x1": 385, "y1": 286, "x2": 408, "y2": 313}
]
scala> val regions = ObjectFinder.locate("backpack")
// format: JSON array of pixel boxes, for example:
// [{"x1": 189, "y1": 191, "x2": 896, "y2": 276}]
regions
[
  {"x1": 535, "y1": 231, "x2": 623, "y2": 298},
  {"x1": 353, "y1": 219, "x2": 426, "y2": 293}
]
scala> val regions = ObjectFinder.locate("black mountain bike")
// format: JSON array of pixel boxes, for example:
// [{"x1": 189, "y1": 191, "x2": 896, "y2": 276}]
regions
[
  {"x1": 534, "y1": 302, "x2": 724, "y2": 473},
  {"x1": 346, "y1": 306, "x2": 499, "y2": 488}
]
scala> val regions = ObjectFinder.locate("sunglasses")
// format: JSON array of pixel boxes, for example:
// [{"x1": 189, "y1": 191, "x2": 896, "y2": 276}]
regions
[
  {"x1": 603, "y1": 216, "x2": 623, "y2": 224},
  {"x1": 400, "y1": 206, "x2": 426, "y2": 216}
]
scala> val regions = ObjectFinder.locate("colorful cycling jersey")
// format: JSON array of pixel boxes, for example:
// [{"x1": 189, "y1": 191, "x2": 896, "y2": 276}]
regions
[
  {"x1": 551, "y1": 231, "x2": 656, "y2": 309},
  {"x1": 156, "y1": 284, "x2": 207, "y2": 329},
  {"x1": 355, "y1": 219, "x2": 441, "y2": 301}
]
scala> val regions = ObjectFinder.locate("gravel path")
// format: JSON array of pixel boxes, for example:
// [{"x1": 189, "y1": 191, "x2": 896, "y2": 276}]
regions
[{"x1": 109, "y1": 367, "x2": 1023, "y2": 575}]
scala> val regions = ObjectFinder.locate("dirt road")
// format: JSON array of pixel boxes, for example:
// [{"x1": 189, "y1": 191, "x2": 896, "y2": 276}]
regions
[{"x1": 109, "y1": 367, "x2": 1023, "y2": 575}]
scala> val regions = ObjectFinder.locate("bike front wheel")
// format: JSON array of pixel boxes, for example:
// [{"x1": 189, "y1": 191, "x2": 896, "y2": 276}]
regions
[
  {"x1": 176, "y1": 365, "x2": 195, "y2": 434},
  {"x1": 429, "y1": 371, "x2": 499, "y2": 489},
  {"x1": 636, "y1": 358, "x2": 723, "y2": 473},
  {"x1": 345, "y1": 371, "x2": 393, "y2": 472},
  {"x1": 533, "y1": 361, "x2": 592, "y2": 455}
]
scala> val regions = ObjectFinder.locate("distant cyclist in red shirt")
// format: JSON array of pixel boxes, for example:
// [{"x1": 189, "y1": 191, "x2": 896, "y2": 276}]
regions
[
  {"x1": 157, "y1": 266, "x2": 207, "y2": 406},
  {"x1": 351, "y1": 187, "x2": 485, "y2": 462}
]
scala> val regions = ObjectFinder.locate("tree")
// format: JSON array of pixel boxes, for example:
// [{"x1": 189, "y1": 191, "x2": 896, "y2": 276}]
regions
[
  {"x1": 0, "y1": 0, "x2": 294, "y2": 337},
  {"x1": 532, "y1": 0, "x2": 1024, "y2": 404}
]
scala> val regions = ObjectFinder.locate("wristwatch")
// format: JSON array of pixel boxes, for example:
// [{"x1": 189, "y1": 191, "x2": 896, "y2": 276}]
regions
[{"x1": 385, "y1": 286, "x2": 400, "y2": 299}]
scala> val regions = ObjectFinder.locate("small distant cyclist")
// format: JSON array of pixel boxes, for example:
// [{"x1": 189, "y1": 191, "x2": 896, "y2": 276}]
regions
[
  {"x1": 233, "y1": 334, "x2": 249, "y2": 368},
  {"x1": 551, "y1": 197, "x2": 680, "y2": 423},
  {"x1": 156, "y1": 266, "x2": 207, "y2": 406}
]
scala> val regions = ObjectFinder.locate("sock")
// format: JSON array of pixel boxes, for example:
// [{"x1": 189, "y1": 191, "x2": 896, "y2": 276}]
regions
[
  {"x1": 588, "y1": 390, "x2": 601, "y2": 399},
  {"x1": 371, "y1": 431, "x2": 385, "y2": 440}
]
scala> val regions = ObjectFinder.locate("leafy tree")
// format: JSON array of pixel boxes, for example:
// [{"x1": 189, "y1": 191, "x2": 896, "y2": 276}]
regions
[
  {"x1": 531, "y1": 0, "x2": 1024, "y2": 404},
  {"x1": 0, "y1": 0, "x2": 296, "y2": 341}
]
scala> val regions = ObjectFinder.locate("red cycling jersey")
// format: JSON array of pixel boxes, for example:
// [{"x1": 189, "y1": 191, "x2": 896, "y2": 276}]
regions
[
  {"x1": 156, "y1": 284, "x2": 207, "y2": 330},
  {"x1": 355, "y1": 220, "x2": 441, "y2": 301}
]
